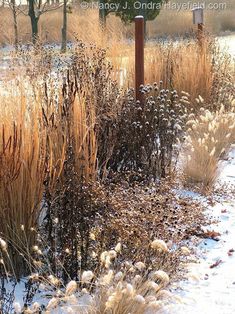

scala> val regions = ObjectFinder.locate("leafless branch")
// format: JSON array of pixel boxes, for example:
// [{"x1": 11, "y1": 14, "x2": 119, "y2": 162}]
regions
[{"x1": 40, "y1": 3, "x2": 63, "y2": 14}]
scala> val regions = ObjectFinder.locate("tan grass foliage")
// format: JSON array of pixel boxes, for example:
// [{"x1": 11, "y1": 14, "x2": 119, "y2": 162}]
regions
[
  {"x1": 111, "y1": 36, "x2": 234, "y2": 104},
  {"x1": 183, "y1": 101, "x2": 235, "y2": 189},
  {"x1": 72, "y1": 95, "x2": 97, "y2": 183},
  {"x1": 0, "y1": 78, "x2": 98, "y2": 277},
  {"x1": 145, "y1": 39, "x2": 214, "y2": 102},
  {"x1": 0, "y1": 87, "x2": 47, "y2": 277}
]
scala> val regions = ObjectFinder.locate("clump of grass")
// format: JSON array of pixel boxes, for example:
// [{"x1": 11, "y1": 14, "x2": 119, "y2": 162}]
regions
[
  {"x1": 0, "y1": 173, "x2": 202, "y2": 311},
  {"x1": 122, "y1": 36, "x2": 234, "y2": 107},
  {"x1": 0, "y1": 89, "x2": 47, "y2": 278},
  {"x1": 1, "y1": 236, "x2": 186, "y2": 313},
  {"x1": 183, "y1": 101, "x2": 235, "y2": 189}
]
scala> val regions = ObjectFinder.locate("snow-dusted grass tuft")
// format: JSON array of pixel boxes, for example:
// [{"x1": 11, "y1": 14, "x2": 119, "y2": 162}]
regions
[
  {"x1": 183, "y1": 102, "x2": 235, "y2": 189},
  {"x1": 0, "y1": 238, "x2": 186, "y2": 313}
]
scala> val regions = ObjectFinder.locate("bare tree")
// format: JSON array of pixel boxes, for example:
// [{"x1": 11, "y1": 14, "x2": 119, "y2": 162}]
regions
[
  {"x1": 27, "y1": 0, "x2": 62, "y2": 44},
  {"x1": 61, "y1": 0, "x2": 67, "y2": 52},
  {"x1": 61, "y1": 0, "x2": 72, "y2": 52},
  {"x1": 7, "y1": 0, "x2": 20, "y2": 50},
  {"x1": 10, "y1": 0, "x2": 18, "y2": 49},
  {"x1": 3, "y1": 0, "x2": 27, "y2": 50}
]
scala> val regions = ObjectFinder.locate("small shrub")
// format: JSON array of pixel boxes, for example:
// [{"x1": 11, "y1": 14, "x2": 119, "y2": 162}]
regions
[{"x1": 108, "y1": 84, "x2": 187, "y2": 179}]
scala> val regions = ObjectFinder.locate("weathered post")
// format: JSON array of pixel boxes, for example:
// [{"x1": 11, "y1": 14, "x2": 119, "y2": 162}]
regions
[
  {"x1": 135, "y1": 16, "x2": 145, "y2": 101},
  {"x1": 192, "y1": 7, "x2": 204, "y2": 46}
]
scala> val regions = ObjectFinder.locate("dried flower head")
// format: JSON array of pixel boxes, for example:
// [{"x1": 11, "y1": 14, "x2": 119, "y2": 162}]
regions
[
  {"x1": 100, "y1": 270, "x2": 114, "y2": 285},
  {"x1": 13, "y1": 302, "x2": 22, "y2": 313},
  {"x1": 134, "y1": 294, "x2": 145, "y2": 304},
  {"x1": 125, "y1": 283, "x2": 135, "y2": 296},
  {"x1": 65, "y1": 280, "x2": 77, "y2": 296},
  {"x1": 0, "y1": 238, "x2": 7, "y2": 251},
  {"x1": 115, "y1": 242, "x2": 121, "y2": 252},
  {"x1": 46, "y1": 297, "x2": 58, "y2": 310},
  {"x1": 147, "y1": 300, "x2": 164, "y2": 310},
  {"x1": 48, "y1": 275, "x2": 60, "y2": 286},
  {"x1": 114, "y1": 271, "x2": 123, "y2": 281},
  {"x1": 157, "y1": 289, "x2": 173, "y2": 299},
  {"x1": 100, "y1": 251, "x2": 108, "y2": 264},
  {"x1": 151, "y1": 239, "x2": 168, "y2": 252},
  {"x1": 152, "y1": 270, "x2": 170, "y2": 285},
  {"x1": 149, "y1": 281, "x2": 160, "y2": 291},
  {"x1": 135, "y1": 261, "x2": 146, "y2": 271},
  {"x1": 81, "y1": 270, "x2": 94, "y2": 283},
  {"x1": 108, "y1": 250, "x2": 117, "y2": 259},
  {"x1": 181, "y1": 246, "x2": 191, "y2": 255}
]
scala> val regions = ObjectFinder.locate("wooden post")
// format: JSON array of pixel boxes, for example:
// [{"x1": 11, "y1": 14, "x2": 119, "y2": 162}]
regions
[
  {"x1": 197, "y1": 23, "x2": 204, "y2": 46},
  {"x1": 192, "y1": 7, "x2": 204, "y2": 46},
  {"x1": 135, "y1": 16, "x2": 144, "y2": 102}
]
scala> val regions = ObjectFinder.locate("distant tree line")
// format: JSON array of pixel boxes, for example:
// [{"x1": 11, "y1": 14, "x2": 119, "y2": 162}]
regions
[{"x1": 0, "y1": 0, "x2": 164, "y2": 51}]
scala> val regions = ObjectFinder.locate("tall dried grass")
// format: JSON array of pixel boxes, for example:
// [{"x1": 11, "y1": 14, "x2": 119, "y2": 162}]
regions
[
  {"x1": 117, "y1": 37, "x2": 234, "y2": 104},
  {"x1": 72, "y1": 95, "x2": 97, "y2": 183},
  {"x1": 0, "y1": 7, "x2": 128, "y2": 47},
  {"x1": 183, "y1": 101, "x2": 235, "y2": 189},
  {"x1": 148, "y1": 7, "x2": 235, "y2": 37},
  {"x1": 0, "y1": 82, "x2": 99, "y2": 278},
  {"x1": 0, "y1": 88, "x2": 47, "y2": 277}
]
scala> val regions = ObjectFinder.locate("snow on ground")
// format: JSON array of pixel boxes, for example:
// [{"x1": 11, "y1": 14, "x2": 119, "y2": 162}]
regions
[
  {"x1": 167, "y1": 149, "x2": 235, "y2": 314},
  {"x1": 218, "y1": 34, "x2": 235, "y2": 57}
]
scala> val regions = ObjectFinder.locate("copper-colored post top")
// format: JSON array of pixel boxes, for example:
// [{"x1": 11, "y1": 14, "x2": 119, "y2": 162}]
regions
[{"x1": 135, "y1": 16, "x2": 145, "y2": 102}]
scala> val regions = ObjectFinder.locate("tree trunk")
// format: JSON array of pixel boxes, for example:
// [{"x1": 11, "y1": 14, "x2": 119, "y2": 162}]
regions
[
  {"x1": 99, "y1": 0, "x2": 106, "y2": 28},
  {"x1": 28, "y1": 0, "x2": 39, "y2": 44},
  {"x1": 61, "y1": 0, "x2": 67, "y2": 53},
  {"x1": 31, "y1": 16, "x2": 39, "y2": 44},
  {"x1": 11, "y1": 0, "x2": 19, "y2": 50}
]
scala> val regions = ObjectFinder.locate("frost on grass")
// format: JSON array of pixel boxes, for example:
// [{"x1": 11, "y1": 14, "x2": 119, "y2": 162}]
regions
[{"x1": 1, "y1": 240, "x2": 184, "y2": 314}]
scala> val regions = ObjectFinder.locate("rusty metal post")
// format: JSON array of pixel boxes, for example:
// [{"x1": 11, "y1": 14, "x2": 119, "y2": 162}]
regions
[{"x1": 135, "y1": 16, "x2": 144, "y2": 102}]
